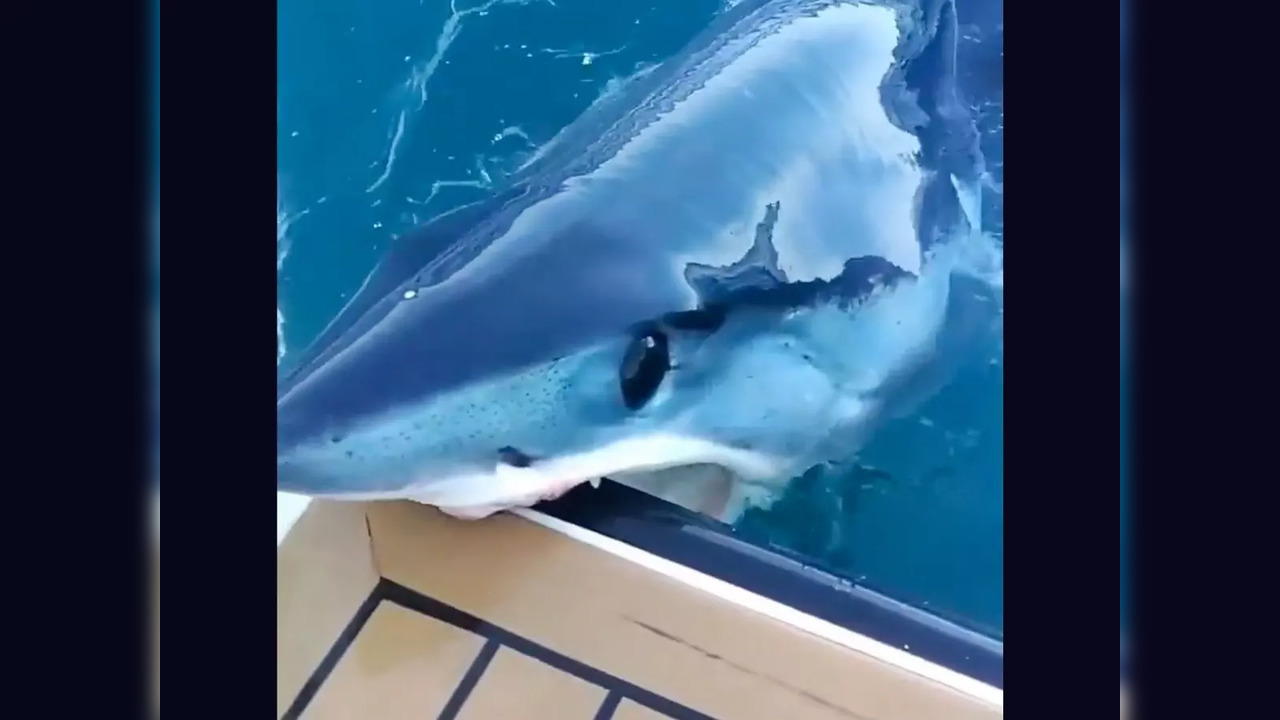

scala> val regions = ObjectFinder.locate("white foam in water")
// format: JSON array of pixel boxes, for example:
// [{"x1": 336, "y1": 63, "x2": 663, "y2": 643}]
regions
[
  {"x1": 369, "y1": 0, "x2": 557, "y2": 195},
  {"x1": 276, "y1": 187, "x2": 287, "y2": 364},
  {"x1": 277, "y1": 184, "x2": 305, "y2": 366}
]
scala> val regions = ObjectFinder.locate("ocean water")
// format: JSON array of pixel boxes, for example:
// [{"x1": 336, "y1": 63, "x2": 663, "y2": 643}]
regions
[{"x1": 278, "y1": 0, "x2": 1004, "y2": 637}]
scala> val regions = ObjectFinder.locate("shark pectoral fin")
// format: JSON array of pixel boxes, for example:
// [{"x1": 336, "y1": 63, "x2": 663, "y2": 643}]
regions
[
  {"x1": 871, "y1": 275, "x2": 997, "y2": 420},
  {"x1": 698, "y1": 466, "x2": 735, "y2": 521}
]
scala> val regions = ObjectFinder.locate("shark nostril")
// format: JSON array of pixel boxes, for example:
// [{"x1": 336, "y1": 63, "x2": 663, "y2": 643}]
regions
[{"x1": 497, "y1": 446, "x2": 535, "y2": 468}]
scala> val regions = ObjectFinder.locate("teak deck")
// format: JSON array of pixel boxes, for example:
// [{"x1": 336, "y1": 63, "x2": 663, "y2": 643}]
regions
[{"x1": 277, "y1": 500, "x2": 1003, "y2": 720}]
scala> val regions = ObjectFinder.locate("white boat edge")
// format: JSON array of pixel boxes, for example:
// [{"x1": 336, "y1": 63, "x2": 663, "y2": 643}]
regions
[
  {"x1": 277, "y1": 491, "x2": 312, "y2": 546},
  {"x1": 277, "y1": 491, "x2": 1003, "y2": 707}
]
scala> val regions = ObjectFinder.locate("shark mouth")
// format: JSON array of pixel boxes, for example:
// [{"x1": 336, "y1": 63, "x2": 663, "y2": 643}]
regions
[{"x1": 313, "y1": 434, "x2": 783, "y2": 521}]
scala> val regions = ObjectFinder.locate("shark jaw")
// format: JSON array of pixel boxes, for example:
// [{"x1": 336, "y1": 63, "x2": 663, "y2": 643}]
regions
[
  {"x1": 310, "y1": 433, "x2": 785, "y2": 520},
  {"x1": 276, "y1": 1, "x2": 997, "y2": 525}
]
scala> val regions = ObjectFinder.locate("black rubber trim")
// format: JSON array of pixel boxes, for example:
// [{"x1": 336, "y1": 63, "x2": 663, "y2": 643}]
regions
[
  {"x1": 282, "y1": 577, "x2": 713, "y2": 720},
  {"x1": 381, "y1": 579, "x2": 714, "y2": 719},
  {"x1": 594, "y1": 691, "x2": 624, "y2": 719},
  {"x1": 436, "y1": 639, "x2": 499, "y2": 720},
  {"x1": 536, "y1": 480, "x2": 1005, "y2": 688},
  {"x1": 279, "y1": 586, "x2": 382, "y2": 720}
]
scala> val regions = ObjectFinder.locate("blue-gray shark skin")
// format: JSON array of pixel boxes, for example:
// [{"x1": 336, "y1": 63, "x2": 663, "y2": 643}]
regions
[{"x1": 277, "y1": 0, "x2": 998, "y2": 520}]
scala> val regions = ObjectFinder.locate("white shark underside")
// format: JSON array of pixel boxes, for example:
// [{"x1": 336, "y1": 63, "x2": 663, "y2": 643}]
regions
[{"x1": 276, "y1": 0, "x2": 1000, "y2": 522}]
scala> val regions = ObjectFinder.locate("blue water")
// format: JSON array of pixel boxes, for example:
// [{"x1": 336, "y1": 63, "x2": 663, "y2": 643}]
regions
[{"x1": 278, "y1": 0, "x2": 1004, "y2": 637}]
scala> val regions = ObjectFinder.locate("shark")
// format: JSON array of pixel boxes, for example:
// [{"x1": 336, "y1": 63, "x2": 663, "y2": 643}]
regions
[{"x1": 276, "y1": 0, "x2": 1001, "y2": 522}]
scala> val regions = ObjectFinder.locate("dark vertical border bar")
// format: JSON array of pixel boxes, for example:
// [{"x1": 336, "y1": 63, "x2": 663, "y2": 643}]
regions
[
  {"x1": 436, "y1": 640, "x2": 500, "y2": 720},
  {"x1": 593, "y1": 691, "x2": 624, "y2": 720},
  {"x1": 1128, "y1": 0, "x2": 1268, "y2": 717},
  {"x1": 280, "y1": 589, "x2": 385, "y2": 720},
  {"x1": 162, "y1": 0, "x2": 278, "y2": 713},
  {"x1": 1002, "y1": 0, "x2": 1116, "y2": 717},
  {"x1": 15, "y1": 0, "x2": 149, "y2": 716},
  {"x1": 12, "y1": 0, "x2": 149, "y2": 716}
]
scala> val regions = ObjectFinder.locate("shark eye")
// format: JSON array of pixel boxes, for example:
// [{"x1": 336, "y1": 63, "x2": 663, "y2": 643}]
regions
[{"x1": 620, "y1": 329, "x2": 669, "y2": 410}]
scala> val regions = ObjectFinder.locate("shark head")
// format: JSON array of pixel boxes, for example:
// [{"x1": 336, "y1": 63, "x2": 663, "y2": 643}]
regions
[{"x1": 277, "y1": 0, "x2": 999, "y2": 520}]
